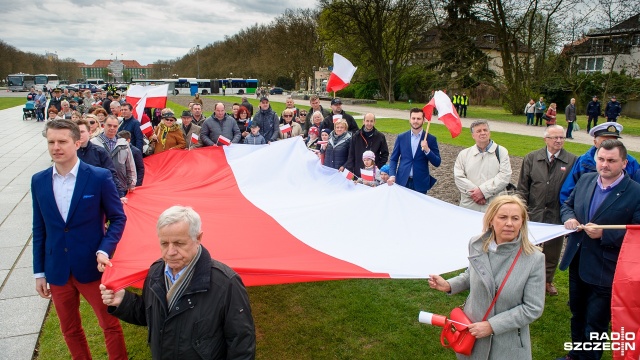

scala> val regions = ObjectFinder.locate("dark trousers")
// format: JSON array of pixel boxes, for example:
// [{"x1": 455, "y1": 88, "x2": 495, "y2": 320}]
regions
[
  {"x1": 566, "y1": 121, "x2": 574, "y2": 138},
  {"x1": 568, "y1": 252, "x2": 612, "y2": 360},
  {"x1": 587, "y1": 115, "x2": 598, "y2": 131},
  {"x1": 542, "y1": 235, "x2": 564, "y2": 282},
  {"x1": 460, "y1": 105, "x2": 467, "y2": 117},
  {"x1": 526, "y1": 113, "x2": 534, "y2": 125},
  {"x1": 535, "y1": 113, "x2": 543, "y2": 126}
]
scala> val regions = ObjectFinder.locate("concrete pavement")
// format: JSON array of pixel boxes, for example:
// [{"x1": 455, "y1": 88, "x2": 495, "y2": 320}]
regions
[
  {"x1": 0, "y1": 105, "x2": 51, "y2": 360},
  {"x1": 269, "y1": 94, "x2": 640, "y2": 152}
]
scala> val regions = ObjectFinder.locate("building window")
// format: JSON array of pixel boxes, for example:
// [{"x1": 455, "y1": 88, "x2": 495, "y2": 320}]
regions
[
  {"x1": 484, "y1": 35, "x2": 496, "y2": 43},
  {"x1": 633, "y1": 34, "x2": 640, "y2": 46},
  {"x1": 578, "y1": 57, "x2": 604, "y2": 73}
]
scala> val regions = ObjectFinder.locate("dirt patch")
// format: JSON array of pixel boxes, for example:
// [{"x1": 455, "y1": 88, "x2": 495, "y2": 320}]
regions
[{"x1": 168, "y1": 95, "x2": 523, "y2": 205}]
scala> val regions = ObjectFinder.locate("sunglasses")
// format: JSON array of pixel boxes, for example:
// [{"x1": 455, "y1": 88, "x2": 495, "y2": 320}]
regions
[
  {"x1": 283, "y1": 115, "x2": 293, "y2": 118},
  {"x1": 165, "y1": 119, "x2": 176, "y2": 122},
  {"x1": 299, "y1": 113, "x2": 307, "y2": 116},
  {"x1": 89, "y1": 120, "x2": 96, "y2": 125}
]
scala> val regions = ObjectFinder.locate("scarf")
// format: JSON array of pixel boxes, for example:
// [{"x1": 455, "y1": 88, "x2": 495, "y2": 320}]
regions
[
  {"x1": 329, "y1": 131, "x2": 351, "y2": 149},
  {"x1": 157, "y1": 123, "x2": 180, "y2": 147},
  {"x1": 165, "y1": 245, "x2": 202, "y2": 312}
]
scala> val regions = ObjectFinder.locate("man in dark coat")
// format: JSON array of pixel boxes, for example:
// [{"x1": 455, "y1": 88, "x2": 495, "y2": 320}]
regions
[
  {"x1": 586, "y1": 95, "x2": 601, "y2": 132},
  {"x1": 344, "y1": 113, "x2": 389, "y2": 177},
  {"x1": 251, "y1": 97, "x2": 280, "y2": 143},
  {"x1": 558, "y1": 139, "x2": 640, "y2": 360},
  {"x1": 604, "y1": 95, "x2": 622, "y2": 122},
  {"x1": 303, "y1": 95, "x2": 330, "y2": 137},
  {"x1": 101, "y1": 206, "x2": 256, "y2": 360},
  {"x1": 320, "y1": 98, "x2": 359, "y2": 134}
]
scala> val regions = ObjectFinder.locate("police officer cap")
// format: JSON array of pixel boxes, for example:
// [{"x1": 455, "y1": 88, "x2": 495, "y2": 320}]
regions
[{"x1": 589, "y1": 122, "x2": 623, "y2": 138}]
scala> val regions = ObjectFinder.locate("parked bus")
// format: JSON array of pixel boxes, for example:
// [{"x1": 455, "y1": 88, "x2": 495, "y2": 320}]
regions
[
  {"x1": 34, "y1": 74, "x2": 60, "y2": 91},
  {"x1": 7, "y1": 73, "x2": 36, "y2": 92},
  {"x1": 218, "y1": 78, "x2": 258, "y2": 95}
]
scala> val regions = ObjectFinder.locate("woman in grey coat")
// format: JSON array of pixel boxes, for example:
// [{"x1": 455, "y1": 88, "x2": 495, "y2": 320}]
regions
[{"x1": 429, "y1": 195, "x2": 545, "y2": 360}]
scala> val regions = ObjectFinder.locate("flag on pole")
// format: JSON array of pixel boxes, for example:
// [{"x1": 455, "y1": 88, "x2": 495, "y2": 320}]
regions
[
  {"x1": 280, "y1": 124, "x2": 292, "y2": 134},
  {"x1": 218, "y1": 135, "x2": 231, "y2": 146},
  {"x1": 326, "y1": 53, "x2": 357, "y2": 93},
  {"x1": 342, "y1": 169, "x2": 355, "y2": 180},
  {"x1": 140, "y1": 121, "x2": 153, "y2": 137},
  {"x1": 360, "y1": 169, "x2": 374, "y2": 182},
  {"x1": 191, "y1": 133, "x2": 199, "y2": 144},
  {"x1": 126, "y1": 84, "x2": 169, "y2": 121},
  {"x1": 422, "y1": 91, "x2": 462, "y2": 138}
]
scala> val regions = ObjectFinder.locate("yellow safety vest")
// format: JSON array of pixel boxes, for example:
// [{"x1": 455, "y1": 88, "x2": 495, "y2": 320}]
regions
[
  {"x1": 452, "y1": 95, "x2": 459, "y2": 105},
  {"x1": 460, "y1": 96, "x2": 468, "y2": 106}
]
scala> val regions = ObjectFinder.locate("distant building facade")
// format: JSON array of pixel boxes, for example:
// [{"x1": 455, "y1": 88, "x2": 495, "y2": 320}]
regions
[{"x1": 78, "y1": 59, "x2": 152, "y2": 82}]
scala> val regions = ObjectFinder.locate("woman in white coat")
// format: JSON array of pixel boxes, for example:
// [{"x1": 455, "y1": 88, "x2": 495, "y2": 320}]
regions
[{"x1": 429, "y1": 195, "x2": 545, "y2": 359}]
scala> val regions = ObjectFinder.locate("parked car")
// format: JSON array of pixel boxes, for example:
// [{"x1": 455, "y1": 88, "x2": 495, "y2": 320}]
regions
[
  {"x1": 69, "y1": 83, "x2": 101, "y2": 93},
  {"x1": 270, "y1": 87, "x2": 284, "y2": 95}
]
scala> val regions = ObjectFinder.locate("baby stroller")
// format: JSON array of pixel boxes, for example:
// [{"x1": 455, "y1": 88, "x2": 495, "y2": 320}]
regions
[{"x1": 23, "y1": 96, "x2": 37, "y2": 121}]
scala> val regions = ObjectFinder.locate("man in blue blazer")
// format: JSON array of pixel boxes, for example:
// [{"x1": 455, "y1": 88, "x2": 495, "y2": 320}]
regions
[
  {"x1": 558, "y1": 139, "x2": 640, "y2": 360},
  {"x1": 32, "y1": 119, "x2": 128, "y2": 359},
  {"x1": 387, "y1": 108, "x2": 441, "y2": 193}
]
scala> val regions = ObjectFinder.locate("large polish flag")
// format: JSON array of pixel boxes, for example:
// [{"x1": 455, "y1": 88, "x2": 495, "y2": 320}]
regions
[
  {"x1": 101, "y1": 138, "x2": 571, "y2": 291},
  {"x1": 126, "y1": 84, "x2": 169, "y2": 122},
  {"x1": 325, "y1": 53, "x2": 357, "y2": 93},
  {"x1": 422, "y1": 91, "x2": 462, "y2": 138}
]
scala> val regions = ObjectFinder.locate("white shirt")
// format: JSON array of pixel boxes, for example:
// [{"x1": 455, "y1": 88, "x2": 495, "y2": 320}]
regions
[{"x1": 52, "y1": 158, "x2": 80, "y2": 222}]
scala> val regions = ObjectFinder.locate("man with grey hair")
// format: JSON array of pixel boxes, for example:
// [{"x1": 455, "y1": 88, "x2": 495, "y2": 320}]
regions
[
  {"x1": 100, "y1": 205, "x2": 256, "y2": 359},
  {"x1": 454, "y1": 120, "x2": 512, "y2": 212},
  {"x1": 516, "y1": 125, "x2": 576, "y2": 296},
  {"x1": 200, "y1": 103, "x2": 241, "y2": 146}
]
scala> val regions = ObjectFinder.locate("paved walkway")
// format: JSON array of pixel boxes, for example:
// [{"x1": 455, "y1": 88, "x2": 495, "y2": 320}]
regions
[
  {"x1": 268, "y1": 94, "x2": 640, "y2": 152},
  {"x1": 0, "y1": 106, "x2": 51, "y2": 360}
]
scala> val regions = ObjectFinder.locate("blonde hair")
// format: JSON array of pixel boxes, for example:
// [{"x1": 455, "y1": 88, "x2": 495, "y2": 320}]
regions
[
  {"x1": 482, "y1": 195, "x2": 536, "y2": 255},
  {"x1": 334, "y1": 118, "x2": 348, "y2": 130}
]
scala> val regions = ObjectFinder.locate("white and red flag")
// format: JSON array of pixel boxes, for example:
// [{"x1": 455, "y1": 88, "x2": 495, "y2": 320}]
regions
[
  {"x1": 100, "y1": 138, "x2": 571, "y2": 291},
  {"x1": 332, "y1": 114, "x2": 342, "y2": 123},
  {"x1": 191, "y1": 133, "x2": 199, "y2": 144},
  {"x1": 360, "y1": 169, "x2": 374, "y2": 182},
  {"x1": 422, "y1": 90, "x2": 462, "y2": 138},
  {"x1": 326, "y1": 53, "x2": 357, "y2": 93},
  {"x1": 126, "y1": 84, "x2": 169, "y2": 121},
  {"x1": 140, "y1": 121, "x2": 153, "y2": 138},
  {"x1": 280, "y1": 124, "x2": 292, "y2": 134},
  {"x1": 341, "y1": 169, "x2": 355, "y2": 180},
  {"x1": 218, "y1": 135, "x2": 231, "y2": 146}
]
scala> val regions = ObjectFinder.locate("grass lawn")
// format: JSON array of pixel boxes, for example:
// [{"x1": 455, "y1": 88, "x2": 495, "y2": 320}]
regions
[
  {"x1": 0, "y1": 97, "x2": 28, "y2": 110},
  {"x1": 363, "y1": 101, "x2": 640, "y2": 137},
  {"x1": 35, "y1": 97, "x2": 620, "y2": 359}
]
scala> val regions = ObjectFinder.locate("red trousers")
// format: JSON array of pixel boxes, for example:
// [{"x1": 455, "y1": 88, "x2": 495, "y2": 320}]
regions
[{"x1": 49, "y1": 275, "x2": 127, "y2": 360}]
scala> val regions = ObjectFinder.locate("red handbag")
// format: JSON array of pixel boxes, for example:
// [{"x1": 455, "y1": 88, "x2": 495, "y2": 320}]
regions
[{"x1": 439, "y1": 248, "x2": 522, "y2": 356}]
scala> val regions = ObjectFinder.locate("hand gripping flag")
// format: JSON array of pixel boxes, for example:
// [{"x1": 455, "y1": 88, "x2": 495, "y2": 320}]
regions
[
  {"x1": 126, "y1": 84, "x2": 169, "y2": 122},
  {"x1": 326, "y1": 53, "x2": 357, "y2": 93},
  {"x1": 422, "y1": 91, "x2": 462, "y2": 138}
]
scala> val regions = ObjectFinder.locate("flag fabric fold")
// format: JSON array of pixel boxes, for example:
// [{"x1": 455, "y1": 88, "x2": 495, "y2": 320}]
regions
[
  {"x1": 140, "y1": 122, "x2": 153, "y2": 137},
  {"x1": 101, "y1": 138, "x2": 571, "y2": 292},
  {"x1": 422, "y1": 91, "x2": 462, "y2": 138},
  {"x1": 126, "y1": 84, "x2": 169, "y2": 121},
  {"x1": 326, "y1": 53, "x2": 357, "y2": 93}
]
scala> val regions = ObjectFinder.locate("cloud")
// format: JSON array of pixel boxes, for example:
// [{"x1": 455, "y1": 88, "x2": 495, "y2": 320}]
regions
[{"x1": 0, "y1": 0, "x2": 317, "y2": 65}]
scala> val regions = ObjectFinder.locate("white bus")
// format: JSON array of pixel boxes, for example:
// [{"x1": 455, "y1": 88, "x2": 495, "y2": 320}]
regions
[
  {"x1": 218, "y1": 78, "x2": 258, "y2": 95},
  {"x1": 86, "y1": 78, "x2": 106, "y2": 86},
  {"x1": 34, "y1": 74, "x2": 60, "y2": 91},
  {"x1": 7, "y1": 73, "x2": 35, "y2": 92}
]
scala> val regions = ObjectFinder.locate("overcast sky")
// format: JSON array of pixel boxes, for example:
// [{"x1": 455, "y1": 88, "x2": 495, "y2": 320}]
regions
[{"x1": 1, "y1": 0, "x2": 318, "y2": 65}]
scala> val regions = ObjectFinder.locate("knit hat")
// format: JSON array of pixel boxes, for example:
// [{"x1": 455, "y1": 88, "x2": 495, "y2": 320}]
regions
[
  {"x1": 321, "y1": 128, "x2": 331, "y2": 136},
  {"x1": 380, "y1": 164, "x2": 390, "y2": 175},
  {"x1": 362, "y1": 150, "x2": 376, "y2": 161}
]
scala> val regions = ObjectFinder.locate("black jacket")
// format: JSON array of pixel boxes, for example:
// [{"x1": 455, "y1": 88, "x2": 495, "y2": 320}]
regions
[
  {"x1": 77, "y1": 142, "x2": 125, "y2": 196},
  {"x1": 344, "y1": 126, "x2": 389, "y2": 176},
  {"x1": 586, "y1": 100, "x2": 601, "y2": 116},
  {"x1": 109, "y1": 245, "x2": 256, "y2": 360},
  {"x1": 320, "y1": 111, "x2": 359, "y2": 134}
]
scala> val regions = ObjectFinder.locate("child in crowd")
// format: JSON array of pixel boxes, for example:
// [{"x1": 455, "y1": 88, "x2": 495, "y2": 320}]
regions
[
  {"x1": 356, "y1": 150, "x2": 381, "y2": 187},
  {"x1": 306, "y1": 126, "x2": 320, "y2": 150},
  {"x1": 244, "y1": 122, "x2": 266, "y2": 145},
  {"x1": 379, "y1": 164, "x2": 390, "y2": 184}
]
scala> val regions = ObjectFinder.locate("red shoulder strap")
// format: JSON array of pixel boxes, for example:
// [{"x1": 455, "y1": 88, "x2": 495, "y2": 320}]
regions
[{"x1": 482, "y1": 247, "x2": 522, "y2": 321}]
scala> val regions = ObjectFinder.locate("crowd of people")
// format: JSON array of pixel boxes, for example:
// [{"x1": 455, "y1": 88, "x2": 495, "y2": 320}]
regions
[{"x1": 30, "y1": 90, "x2": 640, "y2": 359}]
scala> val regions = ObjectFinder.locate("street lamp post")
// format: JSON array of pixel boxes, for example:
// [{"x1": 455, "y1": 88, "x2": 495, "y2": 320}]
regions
[
  {"x1": 196, "y1": 45, "x2": 200, "y2": 79},
  {"x1": 388, "y1": 60, "x2": 394, "y2": 104}
]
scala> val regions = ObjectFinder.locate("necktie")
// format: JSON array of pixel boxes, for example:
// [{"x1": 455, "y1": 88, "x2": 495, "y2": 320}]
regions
[{"x1": 550, "y1": 154, "x2": 555, "y2": 164}]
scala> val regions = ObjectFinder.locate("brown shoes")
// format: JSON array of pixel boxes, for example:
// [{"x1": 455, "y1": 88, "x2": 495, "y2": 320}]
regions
[{"x1": 546, "y1": 282, "x2": 558, "y2": 296}]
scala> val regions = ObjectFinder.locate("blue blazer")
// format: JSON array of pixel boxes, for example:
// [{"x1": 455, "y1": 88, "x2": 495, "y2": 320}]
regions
[
  {"x1": 388, "y1": 130, "x2": 441, "y2": 193},
  {"x1": 32, "y1": 161, "x2": 126, "y2": 286},
  {"x1": 559, "y1": 172, "x2": 640, "y2": 287}
]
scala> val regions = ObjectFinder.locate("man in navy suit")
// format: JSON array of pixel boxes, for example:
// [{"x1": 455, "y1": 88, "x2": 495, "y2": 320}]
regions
[
  {"x1": 386, "y1": 108, "x2": 441, "y2": 193},
  {"x1": 32, "y1": 119, "x2": 128, "y2": 359},
  {"x1": 558, "y1": 139, "x2": 640, "y2": 360}
]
